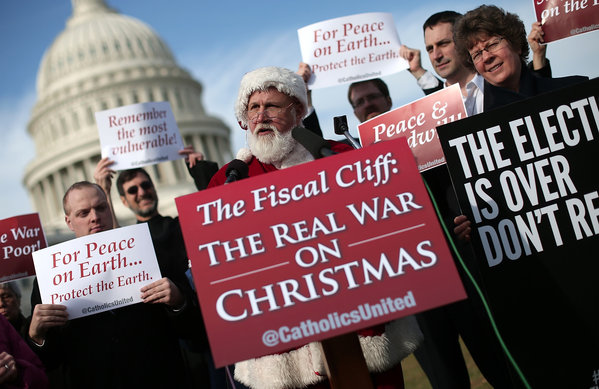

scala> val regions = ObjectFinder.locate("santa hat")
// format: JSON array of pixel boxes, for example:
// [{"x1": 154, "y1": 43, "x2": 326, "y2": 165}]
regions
[{"x1": 235, "y1": 66, "x2": 307, "y2": 129}]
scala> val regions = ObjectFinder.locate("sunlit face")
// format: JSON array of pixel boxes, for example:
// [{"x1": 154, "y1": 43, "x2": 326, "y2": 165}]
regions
[
  {"x1": 65, "y1": 186, "x2": 113, "y2": 237},
  {"x1": 470, "y1": 34, "x2": 522, "y2": 91},
  {"x1": 0, "y1": 287, "x2": 20, "y2": 322},
  {"x1": 350, "y1": 82, "x2": 392, "y2": 123},
  {"x1": 120, "y1": 172, "x2": 158, "y2": 221},
  {"x1": 424, "y1": 22, "x2": 462, "y2": 82},
  {"x1": 246, "y1": 88, "x2": 303, "y2": 164}
]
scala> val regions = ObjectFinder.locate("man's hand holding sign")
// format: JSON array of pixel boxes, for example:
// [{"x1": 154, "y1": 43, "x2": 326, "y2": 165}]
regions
[
  {"x1": 29, "y1": 183, "x2": 161, "y2": 344},
  {"x1": 27, "y1": 182, "x2": 195, "y2": 388}
]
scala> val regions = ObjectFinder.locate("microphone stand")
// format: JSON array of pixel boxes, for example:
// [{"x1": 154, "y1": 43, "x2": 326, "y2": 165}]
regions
[{"x1": 334, "y1": 115, "x2": 361, "y2": 149}]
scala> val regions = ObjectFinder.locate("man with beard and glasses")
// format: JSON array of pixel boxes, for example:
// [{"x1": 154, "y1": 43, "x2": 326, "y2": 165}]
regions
[
  {"x1": 207, "y1": 66, "x2": 357, "y2": 183},
  {"x1": 207, "y1": 66, "x2": 423, "y2": 389}
]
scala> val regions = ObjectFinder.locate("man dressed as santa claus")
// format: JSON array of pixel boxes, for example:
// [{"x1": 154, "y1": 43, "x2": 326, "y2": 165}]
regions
[{"x1": 208, "y1": 66, "x2": 422, "y2": 389}]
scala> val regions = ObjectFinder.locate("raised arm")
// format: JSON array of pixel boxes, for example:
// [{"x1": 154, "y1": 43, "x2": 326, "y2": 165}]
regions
[
  {"x1": 528, "y1": 21, "x2": 548, "y2": 72},
  {"x1": 178, "y1": 145, "x2": 204, "y2": 169},
  {"x1": 399, "y1": 44, "x2": 427, "y2": 80},
  {"x1": 93, "y1": 157, "x2": 119, "y2": 228}
]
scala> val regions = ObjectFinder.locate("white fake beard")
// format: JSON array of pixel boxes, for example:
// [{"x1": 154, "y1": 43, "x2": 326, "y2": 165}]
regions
[{"x1": 247, "y1": 123, "x2": 296, "y2": 165}]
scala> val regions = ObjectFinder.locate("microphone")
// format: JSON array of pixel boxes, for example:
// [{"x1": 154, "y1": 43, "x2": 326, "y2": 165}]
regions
[
  {"x1": 224, "y1": 159, "x2": 249, "y2": 184},
  {"x1": 334, "y1": 115, "x2": 361, "y2": 149},
  {"x1": 291, "y1": 126, "x2": 336, "y2": 160}
]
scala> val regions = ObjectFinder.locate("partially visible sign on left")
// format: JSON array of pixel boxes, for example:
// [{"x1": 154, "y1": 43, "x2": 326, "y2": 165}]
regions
[{"x1": 0, "y1": 213, "x2": 46, "y2": 282}]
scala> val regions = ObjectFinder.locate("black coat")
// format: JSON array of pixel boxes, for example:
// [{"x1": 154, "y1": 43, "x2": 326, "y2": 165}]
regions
[
  {"x1": 423, "y1": 59, "x2": 555, "y2": 97},
  {"x1": 483, "y1": 64, "x2": 588, "y2": 112},
  {"x1": 27, "y1": 215, "x2": 205, "y2": 389}
]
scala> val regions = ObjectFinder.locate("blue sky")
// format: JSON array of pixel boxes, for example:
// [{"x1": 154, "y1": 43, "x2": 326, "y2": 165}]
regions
[{"x1": 1, "y1": 0, "x2": 597, "y2": 220}]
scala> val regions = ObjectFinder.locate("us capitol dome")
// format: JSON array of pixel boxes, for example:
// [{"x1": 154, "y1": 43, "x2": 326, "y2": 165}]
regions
[{"x1": 22, "y1": 0, "x2": 232, "y2": 243}]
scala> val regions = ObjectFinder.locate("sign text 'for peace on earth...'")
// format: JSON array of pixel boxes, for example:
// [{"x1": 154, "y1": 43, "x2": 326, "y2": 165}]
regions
[
  {"x1": 32, "y1": 223, "x2": 162, "y2": 319},
  {"x1": 298, "y1": 12, "x2": 408, "y2": 89}
]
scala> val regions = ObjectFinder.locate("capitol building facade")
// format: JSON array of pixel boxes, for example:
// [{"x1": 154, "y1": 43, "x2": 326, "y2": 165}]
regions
[{"x1": 22, "y1": 0, "x2": 232, "y2": 243}]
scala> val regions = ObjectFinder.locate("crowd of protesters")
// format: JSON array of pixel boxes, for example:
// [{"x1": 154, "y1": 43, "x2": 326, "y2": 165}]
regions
[{"x1": 2, "y1": 4, "x2": 589, "y2": 389}]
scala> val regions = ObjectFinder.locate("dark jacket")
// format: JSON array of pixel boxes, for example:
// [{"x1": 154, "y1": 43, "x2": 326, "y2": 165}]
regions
[
  {"x1": 187, "y1": 160, "x2": 219, "y2": 191},
  {"x1": 1, "y1": 314, "x2": 49, "y2": 389},
  {"x1": 27, "y1": 216, "x2": 203, "y2": 389},
  {"x1": 483, "y1": 64, "x2": 588, "y2": 112},
  {"x1": 423, "y1": 59, "x2": 554, "y2": 96}
]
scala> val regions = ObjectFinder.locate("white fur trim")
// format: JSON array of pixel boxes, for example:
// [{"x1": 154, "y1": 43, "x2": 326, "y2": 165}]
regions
[
  {"x1": 236, "y1": 148, "x2": 253, "y2": 163},
  {"x1": 274, "y1": 142, "x2": 314, "y2": 170},
  {"x1": 235, "y1": 67, "x2": 308, "y2": 128},
  {"x1": 361, "y1": 316, "x2": 423, "y2": 372},
  {"x1": 309, "y1": 316, "x2": 423, "y2": 375},
  {"x1": 234, "y1": 343, "x2": 325, "y2": 389},
  {"x1": 234, "y1": 316, "x2": 422, "y2": 388},
  {"x1": 235, "y1": 142, "x2": 314, "y2": 169}
]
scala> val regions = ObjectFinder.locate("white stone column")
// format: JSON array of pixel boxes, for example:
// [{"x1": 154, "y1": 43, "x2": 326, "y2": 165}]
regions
[
  {"x1": 32, "y1": 183, "x2": 46, "y2": 221},
  {"x1": 52, "y1": 172, "x2": 65, "y2": 219}
]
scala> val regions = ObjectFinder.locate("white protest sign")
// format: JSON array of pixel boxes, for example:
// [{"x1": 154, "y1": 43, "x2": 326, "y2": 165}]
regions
[
  {"x1": 32, "y1": 223, "x2": 161, "y2": 319},
  {"x1": 298, "y1": 12, "x2": 408, "y2": 89},
  {"x1": 95, "y1": 101, "x2": 184, "y2": 170}
]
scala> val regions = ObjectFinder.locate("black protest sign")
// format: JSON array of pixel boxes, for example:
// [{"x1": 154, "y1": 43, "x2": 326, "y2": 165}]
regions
[{"x1": 437, "y1": 78, "x2": 599, "y2": 389}]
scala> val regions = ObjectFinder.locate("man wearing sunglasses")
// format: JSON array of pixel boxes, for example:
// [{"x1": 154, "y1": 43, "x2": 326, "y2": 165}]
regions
[
  {"x1": 116, "y1": 169, "x2": 159, "y2": 221},
  {"x1": 113, "y1": 168, "x2": 196, "y2": 312}
]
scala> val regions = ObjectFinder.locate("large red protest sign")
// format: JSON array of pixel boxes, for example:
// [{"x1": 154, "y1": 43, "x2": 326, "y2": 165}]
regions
[
  {"x1": 533, "y1": 0, "x2": 599, "y2": 42},
  {"x1": 176, "y1": 138, "x2": 466, "y2": 367},
  {"x1": 0, "y1": 213, "x2": 46, "y2": 282},
  {"x1": 358, "y1": 84, "x2": 466, "y2": 171}
]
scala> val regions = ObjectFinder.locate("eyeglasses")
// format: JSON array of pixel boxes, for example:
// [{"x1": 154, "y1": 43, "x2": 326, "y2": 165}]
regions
[
  {"x1": 352, "y1": 93, "x2": 384, "y2": 109},
  {"x1": 469, "y1": 37, "x2": 505, "y2": 64},
  {"x1": 0, "y1": 293, "x2": 15, "y2": 301},
  {"x1": 247, "y1": 102, "x2": 295, "y2": 122},
  {"x1": 126, "y1": 181, "x2": 153, "y2": 195}
]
